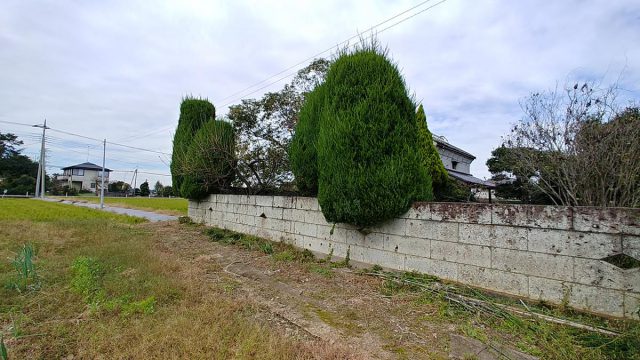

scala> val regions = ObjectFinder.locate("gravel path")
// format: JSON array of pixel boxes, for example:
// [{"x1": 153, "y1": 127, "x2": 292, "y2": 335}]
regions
[{"x1": 41, "y1": 198, "x2": 178, "y2": 222}]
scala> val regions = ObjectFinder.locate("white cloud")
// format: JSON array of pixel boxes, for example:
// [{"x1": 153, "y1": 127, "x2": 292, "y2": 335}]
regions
[{"x1": 1, "y1": 0, "x2": 638, "y2": 185}]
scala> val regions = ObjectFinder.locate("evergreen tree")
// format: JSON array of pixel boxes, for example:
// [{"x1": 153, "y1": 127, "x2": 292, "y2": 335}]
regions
[
  {"x1": 316, "y1": 43, "x2": 432, "y2": 226},
  {"x1": 415, "y1": 105, "x2": 448, "y2": 199}
]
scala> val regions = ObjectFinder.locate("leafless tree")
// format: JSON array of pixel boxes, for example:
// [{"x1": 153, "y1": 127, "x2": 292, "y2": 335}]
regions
[{"x1": 505, "y1": 81, "x2": 639, "y2": 207}]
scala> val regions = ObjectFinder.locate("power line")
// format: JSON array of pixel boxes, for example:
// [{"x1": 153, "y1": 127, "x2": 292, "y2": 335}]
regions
[
  {"x1": 4, "y1": 119, "x2": 172, "y2": 156},
  {"x1": 216, "y1": 0, "x2": 449, "y2": 107},
  {"x1": 215, "y1": 0, "x2": 444, "y2": 105}
]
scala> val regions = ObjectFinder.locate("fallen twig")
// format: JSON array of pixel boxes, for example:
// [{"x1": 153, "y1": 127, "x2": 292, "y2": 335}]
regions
[{"x1": 364, "y1": 271, "x2": 620, "y2": 337}]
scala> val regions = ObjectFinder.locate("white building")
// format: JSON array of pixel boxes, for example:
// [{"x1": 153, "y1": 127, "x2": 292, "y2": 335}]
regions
[
  {"x1": 55, "y1": 162, "x2": 111, "y2": 193},
  {"x1": 433, "y1": 135, "x2": 495, "y2": 199}
]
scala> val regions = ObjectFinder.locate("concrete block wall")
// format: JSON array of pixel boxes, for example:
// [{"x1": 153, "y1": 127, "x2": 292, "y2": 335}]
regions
[{"x1": 189, "y1": 195, "x2": 640, "y2": 319}]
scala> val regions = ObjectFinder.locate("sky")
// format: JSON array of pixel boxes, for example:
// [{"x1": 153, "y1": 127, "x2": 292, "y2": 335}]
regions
[{"x1": 1, "y1": 0, "x2": 639, "y2": 187}]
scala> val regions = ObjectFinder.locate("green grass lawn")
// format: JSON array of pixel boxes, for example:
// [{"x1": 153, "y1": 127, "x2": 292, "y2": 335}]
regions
[
  {"x1": 0, "y1": 199, "x2": 337, "y2": 359},
  {"x1": 57, "y1": 196, "x2": 188, "y2": 215}
]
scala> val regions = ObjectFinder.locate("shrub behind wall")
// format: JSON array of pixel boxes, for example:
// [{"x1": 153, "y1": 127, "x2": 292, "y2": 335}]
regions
[
  {"x1": 180, "y1": 119, "x2": 236, "y2": 199},
  {"x1": 290, "y1": 83, "x2": 326, "y2": 196},
  {"x1": 416, "y1": 105, "x2": 447, "y2": 200},
  {"x1": 317, "y1": 44, "x2": 432, "y2": 227},
  {"x1": 170, "y1": 98, "x2": 215, "y2": 198}
]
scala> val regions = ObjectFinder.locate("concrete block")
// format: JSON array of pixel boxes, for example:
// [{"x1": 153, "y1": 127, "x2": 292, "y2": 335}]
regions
[
  {"x1": 406, "y1": 219, "x2": 458, "y2": 242},
  {"x1": 360, "y1": 247, "x2": 405, "y2": 271},
  {"x1": 384, "y1": 234, "x2": 430, "y2": 257},
  {"x1": 491, "y1": 205, "x2": 573, "y2": 230},
  {"x1": 255, "y1": 195, "x2": 274, "y2": 207},
  {"x1": 624, "y1": 293, "x2": 640, "y2": 320},
  {"x1": 492, "y1": 248, "x2": 573, "y2": 281},
  {"x1": 458, "y1": 223, "x2": 492, "y2": 246},
  {"x1": 281, "y1": 208, "x2": 294, "y2": 221},
  {"x1": 458, "y1": 264, "x2": 528, "y2": 297},
  {"x1": 412, "y1": 203, "x2": 433, "y2": 220},
  {"x1": 342, "y1": 244, "x2": 365, "y2": 263},
  {"x1": 623, "y1": 235, "x2": 640, "y2": 260},
  {"x1": 428, "y1": 202, "x2": 492, "y2": 224},
  {"x1": 404, "y1": 255, "x2": 458, "y2": 281},
  {"x1": 272, "y1": 196, "x2": 295, "y2": 209},
  {"x1": 263, "y1": 218, "x2": 290, "y2": 233},
  {"x1": 345, "y1": 229, "x2": 365, "y2": 247},
  {"x1": 528, "y1": 229, "x2": 622, "y2": 259},
  {"x1": 226, "y1": 194, "x2": 242, "y2": 204},
  {"x1": 625, "y1": 269, "x2": 640, "y2": 294},
  {"x1": 493, "y1": 225, "x2": 529, "y2": 250},
  {"x1": 302, "y1": 237, "x2": 332, "y2": 254},
  {"x1": 293, "y1": 222, "x2": 318, "y2": 238},
  {"x1": 369, "y1": 218, "x2": 406, "y2": 236},
  {"x1": 304, "y1": 210, "x2": 329, "y2": 225},
  {"x1": 316, "y1": 224, "x2": 346, "y2": 243},
  {"x1": 262, "y1": 207, "x2": 283, "y2": 220},
  {"x1": 398, "y1": 206, "x2": 429, "y2": 220},
  {"x1": 248, "y1": 205, "x2": 263, "y2": 217},
  {"x1": 431, "y1": 241, "x2": 491, "y2": 268},
  {"x1": 573, "y1": 207, "x2": 640, "y2": 235},
  {"x1": 240, "y1": 195, "x2": 256, "y2": 205},
  {"x1": 232, "y1": 204, "x2": 244, "y2": 215},
  {"x1": 573, "y1": 258, "x2": 627, "y2": 290},
  {"x1": 240, "y1": 214, "x2": 255, "y2": 226},
  {"x1": 569, "y1": 283, "x2": 624, "y2": 317},
  {"x1": 287, "y1": 209, "x2": 306, "y2": 223},
  {"x1": 295, "y1": 197, "x2": 319, "y2": 211},
  {"x1": 526, "y1": 206, "x2": 572, "y2": 230},
  {"x1": 528, "y1": 276, "x2": 571, "y2": 304},
  {"x1": 363, "y1": 232, "x2": 386, "y2": 250}
]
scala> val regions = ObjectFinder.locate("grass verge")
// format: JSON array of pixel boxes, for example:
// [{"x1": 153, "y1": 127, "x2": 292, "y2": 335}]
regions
[
  {"x1": 53, "y1": 196, "x2": 188, "y2": 216},
  {"x1": 0, "y1": 199, "x2": 353, "y2": 359}
]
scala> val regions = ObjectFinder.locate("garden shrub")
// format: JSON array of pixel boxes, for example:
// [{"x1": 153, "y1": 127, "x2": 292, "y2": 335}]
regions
[
  {"x1": 316, "y1": 44, "x2": 432, "y2": 227},
  {"x1": 171, "y1": 98, "x2": 215, "y2": 197},
  {"x1": 290, "y1": 83, "x2": 326, "y2": 195},
  {"x1": 179, "y1": 119, "x2": 236, "y2": 199},
  {"x1": 416, "y1": 105, "x2": 448, "y2": 199}
]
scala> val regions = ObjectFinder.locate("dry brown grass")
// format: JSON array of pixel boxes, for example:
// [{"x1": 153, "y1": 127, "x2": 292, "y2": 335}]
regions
[{"x1": 0, "y1": 200, "x2": 357, "y2": 359}]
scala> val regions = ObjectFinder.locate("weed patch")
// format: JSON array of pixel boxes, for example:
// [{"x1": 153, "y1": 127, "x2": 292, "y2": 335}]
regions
[
  {"x1": 70, "y1": 256, "x2": 158, "y2": 317},
  {"x1": 308, "y1": 264, "x2": 333, "y2": 277},
  {"x1": 367, "y1": 268, "x2": 640, "y2": 360},
  {"x1": 7, "y1": 243, "x2": 40, "y2": 293},
  {"x1": 204, "y1": 227, "x2": 315, "y2": 263}
]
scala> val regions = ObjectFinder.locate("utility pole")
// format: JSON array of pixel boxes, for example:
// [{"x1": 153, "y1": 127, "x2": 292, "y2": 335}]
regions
[
  {"x1": 33, "y1": 119, "x2": 48, "y2": 198},
  {"x1": 100, "y1": 139, "x2": 106, "y2": 209}
]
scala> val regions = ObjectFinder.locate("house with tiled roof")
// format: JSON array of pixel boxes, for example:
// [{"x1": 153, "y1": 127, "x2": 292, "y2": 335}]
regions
[{"x1": 55, "y1": 162, "x2": 111, "y2": 193}]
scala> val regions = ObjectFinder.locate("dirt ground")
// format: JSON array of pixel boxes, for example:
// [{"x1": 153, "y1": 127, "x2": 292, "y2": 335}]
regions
[{"x1": 147, "y1": 221, "x2": 487, "y2": 360}]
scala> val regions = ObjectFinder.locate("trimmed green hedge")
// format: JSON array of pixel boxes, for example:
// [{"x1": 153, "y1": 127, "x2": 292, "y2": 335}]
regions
[
  {"x1": 416, "y1": 104, "x2": 447, "y2": 199},
  {"x1": 181, "y1": 120, "x2": 236, "y2": 199},
  {"x1": 290, "y1": 83, "x2": 326, "y2": 195},
  {"x1": 316, "y1": 46, "x2": 432, "y2": 227},
  {"x1": 170, "y1": 98, "x2": 216, "y2": 199}
]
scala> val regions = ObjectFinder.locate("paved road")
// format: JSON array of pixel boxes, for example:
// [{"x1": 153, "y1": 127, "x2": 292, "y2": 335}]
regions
[{"x1": 42, "y1": 198, "x2": 178, "y2": 222}]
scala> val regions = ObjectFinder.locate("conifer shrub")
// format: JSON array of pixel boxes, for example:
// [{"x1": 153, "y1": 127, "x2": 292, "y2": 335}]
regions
[
  {"x1": 290, "y1": 83, "x2": 326, "y2": 195},
  {"x1": 416, "y1": 105, "x2": 448, "y2": 199},
  {"x1": 179, "y1": 119, "x2": 236, "y2": 199},
  {"x1": 316, "y1": 44, "x2": 432, "y2": 227},
  {"x1": 170, "y1": 98, "x2": 215, "y2": 198}
]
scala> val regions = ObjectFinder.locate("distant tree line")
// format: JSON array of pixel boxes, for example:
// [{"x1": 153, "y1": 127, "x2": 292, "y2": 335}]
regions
[{"x1": 0, "y1": 133, "x2": 47, "y2": 195}]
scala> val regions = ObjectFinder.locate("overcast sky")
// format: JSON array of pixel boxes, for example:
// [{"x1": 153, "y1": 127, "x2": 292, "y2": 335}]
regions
[{"x1": 1, "y1": 0, "x2": 639, "y2": 187}]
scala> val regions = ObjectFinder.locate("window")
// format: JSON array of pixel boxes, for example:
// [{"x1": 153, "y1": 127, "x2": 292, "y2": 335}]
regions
[
  {"x1": 451, "y1": 161, "x2": 458, "y2": 170},
  {"x1": 90, "y1": 183, "x2": 96, "y2": 189},
  {"x1": 71, "y1": 169, "x2": 85, "y2": 176}
]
